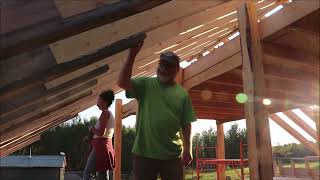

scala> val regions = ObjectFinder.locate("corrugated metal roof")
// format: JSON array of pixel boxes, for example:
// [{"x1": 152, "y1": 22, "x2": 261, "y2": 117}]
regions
[{"x1": 0, "y1": 155, "x2": 66, "y2": 168}]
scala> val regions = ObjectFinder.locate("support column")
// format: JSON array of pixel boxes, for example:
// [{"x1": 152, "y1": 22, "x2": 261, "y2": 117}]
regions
[
  {"x1": 237, "y1": 2, "x2": 273, "y2": 180},
  {"x1": 216, "y1": 121, "x2": 225, "y2": 180},
  {"x1": 113, "y1": 99, "x2": 123, "y2": 180}
]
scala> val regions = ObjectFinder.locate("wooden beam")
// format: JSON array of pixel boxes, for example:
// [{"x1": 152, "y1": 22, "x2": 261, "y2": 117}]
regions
[
  {"x1": 54, "y1": 0, "x2": 121, "y2": 18},
  {"x1": 0, "y1": 46, "x2": 56, "y2": 88},
  {"x1": 291, "y1": 9, "x2": 320, "y2": 35},
  {"x1": 0, "y1": 0, "x2": 170, "y2": 59},
  {"x1": 50, "y1": 1, "x2": 232, "y2": 63},
  {"x1": 0, "y1": 80, "x2": 97, "y2": 130},
  {"x1": 0, "y1": 91, "x2": 92, "y2": 143},
  {"x1": 301, "y1": 106, "x2": 320, "y2": 144},
  {"x1": 238, "y1": 2, "x2": 272, "y2": 179},
  {"x1": 1, "y1": 65, "x2": 107, "y2": 116},
  {"x1": 0, "y1": 135, "x2": 41, "y2": 157},
  {"x1": 0, "y1": 32, "x2": 146, "y2": 101},
  {"x1": 269, "y1": 114, "x2": 319, "y2": 155},
  {"x1": 0, "y1": 113, "x2": 76, "y2": 150},
  {"x1": 0, "y1": 0, "x2": 61, "y2": 34},
  {"x1": 262, "y1": 42, "x2": 319, "y2": 69},
  {"x1": 216, "y1": 121, "x2": 226, "y2": 180},
  {"x1": 194, "y1": 106, "x2": 243, "y2": 115},
  {"x1": 114, "y1": 99, "x2": 123, "y2": 180},
  {"x1": 122, "y1": 100, "x2": 138, "y2": 119},
  {"x1": 283, "y1": 111, "x2": 318, "y2": 140},
  {"x1": 184, "y1": 53, "x2": 242, "y2": 90}
]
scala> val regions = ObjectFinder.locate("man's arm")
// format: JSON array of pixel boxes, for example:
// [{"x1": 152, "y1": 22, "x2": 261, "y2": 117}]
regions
[
  {"x1": 117, "y1": 43, "x2": 143, "y2": 91},
  {"x1": 182, "y1": 123, "x2": 193, "y2": 166}
]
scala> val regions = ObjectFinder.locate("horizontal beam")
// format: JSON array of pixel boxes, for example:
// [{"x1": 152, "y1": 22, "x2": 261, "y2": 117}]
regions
[
  {"x1": 0, "y1": 0, "x2": 169, "y2": 59},
  {"x1": 122, "y1": 100, "x2": 138, "y2": 119}
]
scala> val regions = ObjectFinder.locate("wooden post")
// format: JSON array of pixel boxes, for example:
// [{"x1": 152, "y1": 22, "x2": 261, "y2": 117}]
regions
[
  {"x1": 216, "y1": 121, "x2": 225, "y2": 180},
  {"x1": 290, "y1": 160, "x2": 295, "y2": 177},
  {"x1": 238, "y1": 2, "x2": 273, "y2": 180},
  {"x1": 305, "y1": 158, "x2": 312, "y2": 177},
  {"x1": 279, "y1": 160, "x2": 283, "y2": 176},
  {"x1": 113, "y1": 99, "x2": 123, "y2": 180},
  {"x1": 273, "y1": 160, "x2": 278, "y2": 177}
]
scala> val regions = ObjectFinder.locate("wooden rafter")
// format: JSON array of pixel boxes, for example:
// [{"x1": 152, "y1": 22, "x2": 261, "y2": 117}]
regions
[
  {"x1": 269, "y1": 114, "x2": 319, "y2": 155},
  {"x1": 0, "y1": 0, "x2": 170, "y2": 59}
]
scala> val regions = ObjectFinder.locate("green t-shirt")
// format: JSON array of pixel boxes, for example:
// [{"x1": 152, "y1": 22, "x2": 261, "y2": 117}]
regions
[{"x1": 126, "y1": 77, "x2": 197, "y2": 160}]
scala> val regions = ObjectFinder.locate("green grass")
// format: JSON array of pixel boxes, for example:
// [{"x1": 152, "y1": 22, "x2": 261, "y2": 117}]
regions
[
  {"x1": 184, "y1": 167, "x2": 250, "y2": 180},
  {"x1": 282, "y1": 161, "x2": 320, "y2": 169}
]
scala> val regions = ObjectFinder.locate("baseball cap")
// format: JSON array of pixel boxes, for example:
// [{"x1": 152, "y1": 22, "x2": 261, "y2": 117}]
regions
[{"x1": 160, "y1": 51, "x2": 180, "y2": 67}]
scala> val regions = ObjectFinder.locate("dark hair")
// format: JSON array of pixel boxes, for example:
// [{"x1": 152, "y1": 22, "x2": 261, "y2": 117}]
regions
[
  {"x1": 160, "y1": 51, "x2": 180, "y2": 68},
  {"x1": 99, "y1": 90, "x2": 115, "y2": 107}
]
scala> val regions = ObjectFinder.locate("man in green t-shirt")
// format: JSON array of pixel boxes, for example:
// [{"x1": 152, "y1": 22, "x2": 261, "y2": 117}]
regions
[{"x1": 118, "y1": 42, "x2": 196, "y2": 180}]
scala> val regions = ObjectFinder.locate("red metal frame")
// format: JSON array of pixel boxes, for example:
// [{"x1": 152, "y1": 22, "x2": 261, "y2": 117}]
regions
[{"x1": 196, "y1": 139, "x2": 248, "y2": 180}]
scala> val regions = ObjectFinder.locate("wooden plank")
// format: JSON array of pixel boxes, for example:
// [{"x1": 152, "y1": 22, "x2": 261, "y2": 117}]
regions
[
  {"x1": 260, "y1": 0, "x2": 319, "y2": 39},
  {"x1": 263, "y1": 42, "x2": 319, "y2": 70},
  {"x1": 184, "y1": 36, "x2": 241, "y2": 81},
  {"x1": 0, "y1": 135, "x2": 41, "y2": 157},
  {"x1": 50, "y1": 0, "x2": 230, "y2": 63},
  {"x1": 0, "y1": 32, "x2": 146, "y2": 101},
  {"x1": 122, "y1": 100, "x2": 138, "y2": 118},
  {"x1": 194, "y1": 106, "x2": 243, "y2": 115},
  {"x1": 216, "y1": 121, "x2": 226, "y2": 180},
  {"x1": 0, "y1": 46, "x2": 56, "y2": 88},
  {"x1": 269, "y1": 114, "x2": 319, "y2": 155},
  {"x1": 283, "y1": 111, "x2": 318, "y2": 140},
  {"x1": 0, "y1": 0, "x2": 61, "y2": 34},
  {"x1": 1, "y1": 65, "x2": 107, "y2": 116},
  {"x1": 1, "y1": 114, "x2": 77, "y2": 156},
  {"x1": 184, "y1": 53, "x2": 242, "y2": 90},
  {"x1": 113, "y1": 99, "x2": 123, "y2": 180},
  {"x1": 0, "y1": 90, "x2": 92, "y2": 143},
  {"x1": 0, "y1": 80, "x2": 97, "y2": 130},
  {"x1": 238, "y1": 2, "x2": 272, "y2": 179},
  {"x1": 54, "y1": 0, "x2": 121, "y2": 18},
  {"x1": 0, "y1": 0, "x2": 170, "y2": 59},
  {"x1": 302, "y1": 107, "x2": 320, "y2": 144}
]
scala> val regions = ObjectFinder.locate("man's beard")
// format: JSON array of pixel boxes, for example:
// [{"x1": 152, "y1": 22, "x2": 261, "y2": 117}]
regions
[{"x1": 157, "y1": 71, "x2": 172, "y2": 84}]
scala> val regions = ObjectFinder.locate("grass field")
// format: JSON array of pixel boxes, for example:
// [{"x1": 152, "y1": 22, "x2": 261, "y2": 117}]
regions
[
  {"x1": 184, "y1": 167, "x2": 250, "y2": 180},
  {"x1": 282, "y1": 161, "x2": 319, "y2": 169}
]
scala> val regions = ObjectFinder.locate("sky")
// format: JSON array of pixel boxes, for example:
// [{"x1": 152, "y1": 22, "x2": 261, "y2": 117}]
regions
[{"x1": 79, "y1": 90, "x2": 317, "y2": 147}]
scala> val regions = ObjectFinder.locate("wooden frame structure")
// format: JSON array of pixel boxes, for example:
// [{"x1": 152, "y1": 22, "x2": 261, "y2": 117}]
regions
[{"x1": 1, "y1": 0, "x2": 319, "y2": 179}]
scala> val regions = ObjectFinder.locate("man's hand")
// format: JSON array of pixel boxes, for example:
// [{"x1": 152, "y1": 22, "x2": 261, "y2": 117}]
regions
[
  {"x1": 129, "y1": 42, "x2": 144, "y2": 58},
  {"x1": 83, "y1": 136, "x2": 90, "y2": 144},
  {"x1": 181, "y1": 149, "x2": 193, "y2": 166}
]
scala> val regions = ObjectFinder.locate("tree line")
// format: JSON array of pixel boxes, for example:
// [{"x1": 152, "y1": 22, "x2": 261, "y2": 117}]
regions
[{"x1": 15, "y1": 116, "x2": 315, "y2": 173}]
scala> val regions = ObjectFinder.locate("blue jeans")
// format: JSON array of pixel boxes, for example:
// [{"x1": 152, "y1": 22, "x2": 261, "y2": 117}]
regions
[{"x1": 83, "y1": 148, "x2": 110, "y2": 180}]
